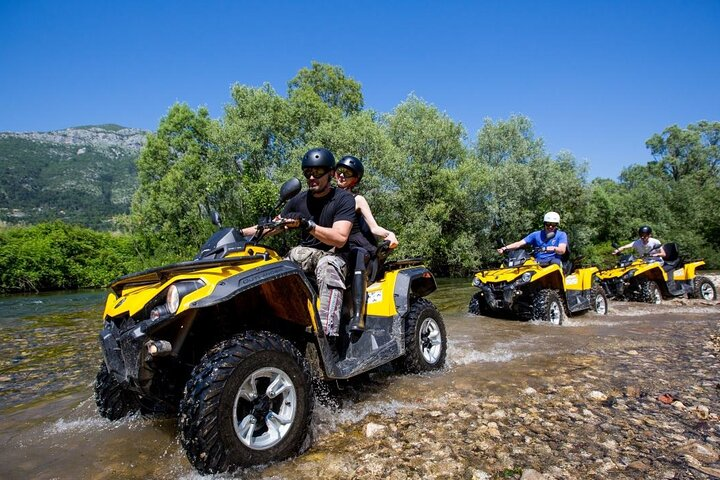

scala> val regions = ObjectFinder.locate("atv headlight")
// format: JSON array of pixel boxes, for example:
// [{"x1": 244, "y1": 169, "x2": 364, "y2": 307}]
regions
[
  {"x1": 472, "y1": 277, "x2": 482, "y2": 287},
  {"x1": 520, "y1": 272, "x2": 533, "y2": 283},
  {"x1": 166, "y1": 280, "x2": 206, "y2": 314}
]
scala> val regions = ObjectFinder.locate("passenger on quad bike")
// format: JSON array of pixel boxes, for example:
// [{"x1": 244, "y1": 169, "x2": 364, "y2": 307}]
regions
[
  {"x1": 242, "y1": 148, "x2": 356, "y2": 338},
  {"x1": 612, "y1": 225, "x2": 666, "y2": 263},
  {"x1": 497, "y1": 211, "x2": 567, "y2": 266},
  {"x1": 335, "y1": 154, "x2": 398, "y2": 332}
]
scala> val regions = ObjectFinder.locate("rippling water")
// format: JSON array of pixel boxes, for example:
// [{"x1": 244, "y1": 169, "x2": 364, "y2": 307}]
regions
[{"x1": 0, "y1": 279, "x2": 717, "y2": 479}]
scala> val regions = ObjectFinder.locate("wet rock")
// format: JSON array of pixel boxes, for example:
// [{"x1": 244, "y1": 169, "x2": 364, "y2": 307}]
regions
[
  {"x1": 679, "y1": 442, "x2": 719, "y2": 463},
  {"x1": 520, "y1": 468, "x2": 547, "y2": 480},
  {"x1": 587, "y1": 391, "x2": 607, "y2": 401},
  {"x1": 364, "y1": 422, "x2": 387, "y2": 438},
  {"x1": 658, "y1": 393, "x2": 674, "y2": 404}
]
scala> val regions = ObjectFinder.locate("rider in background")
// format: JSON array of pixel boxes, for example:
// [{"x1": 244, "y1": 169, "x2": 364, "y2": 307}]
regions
[
  {"x1": 612, "y1": 225, "x2": 666, "y2": 264},
  {"x1": 496, "y1": 212, "x2": 568, "y2": 267}
]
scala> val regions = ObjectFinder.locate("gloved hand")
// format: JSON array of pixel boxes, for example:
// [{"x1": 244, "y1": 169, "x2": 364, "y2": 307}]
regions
[{"x1": 283, "y1": 212, "x2": 316, "y2": 232}]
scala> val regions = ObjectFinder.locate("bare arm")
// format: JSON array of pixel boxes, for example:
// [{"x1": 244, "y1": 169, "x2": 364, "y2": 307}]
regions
[
  {"x1": 309, "y1": 220, "x2": 352, "y2": 248},
  {"x1": 355, "y1": 195, "x2": 399, "y2": 247},
  {"x1": 613, "y1": 241, "x2": 635, "y2": 255},
  {"x1": 497, "y1": 239, "x2": 528, "y2": 254}
]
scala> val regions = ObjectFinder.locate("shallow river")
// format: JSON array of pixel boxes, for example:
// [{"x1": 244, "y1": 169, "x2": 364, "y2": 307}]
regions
[{"x1": 0, "y1": 279, "x2": 718, "y2": 479}]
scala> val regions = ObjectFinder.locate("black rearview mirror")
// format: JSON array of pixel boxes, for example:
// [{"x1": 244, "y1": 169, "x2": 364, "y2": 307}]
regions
[{"x1": 274, "y1": 178, "x2": 302, "y2": 210}]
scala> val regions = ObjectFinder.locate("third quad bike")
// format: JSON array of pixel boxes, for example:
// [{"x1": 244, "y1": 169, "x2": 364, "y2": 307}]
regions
[
  {"x1": 468, "y1": 246, "x2": 607, "y2": 325},
  {"x1": 94, "y1": 178, "x2": 446, "y2": 474},
  {"x1": 597, "y1": 242, "x2": 717, "y2": 303}
]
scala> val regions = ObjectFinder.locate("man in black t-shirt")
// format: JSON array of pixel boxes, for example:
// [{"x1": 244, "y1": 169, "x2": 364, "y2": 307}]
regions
[{"x1": 279, "y1": 148, "x2": 355, "y2": 337}]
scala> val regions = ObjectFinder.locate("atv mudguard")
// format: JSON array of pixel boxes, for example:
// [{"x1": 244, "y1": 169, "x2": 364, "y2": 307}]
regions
[{"x1": 321, "y1": 265, "x2": 437, "y2": 380}]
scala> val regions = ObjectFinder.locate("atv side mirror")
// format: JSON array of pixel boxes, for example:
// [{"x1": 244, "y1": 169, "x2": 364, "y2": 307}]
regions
[
  {"x1": 611, "y1": 242, "x2": 619, "y2": 249},
  {"x1": 496, "y1": 238, "x2": 505, "y2": 248},
  {"x1": 274, "y1": 178, "x2": 302, "y2": 210}
]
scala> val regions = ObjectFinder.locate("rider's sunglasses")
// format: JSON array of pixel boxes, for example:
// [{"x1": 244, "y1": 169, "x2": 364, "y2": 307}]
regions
[
  {"x1": 544, "y1": 222, "x2": 558, "y2": 228},
  {"x1": 335, "y1": 166, "x2": 355, "y2": 178},
  {"x1": 302, "y1": 167, "x2": 330, "y2": 179}
]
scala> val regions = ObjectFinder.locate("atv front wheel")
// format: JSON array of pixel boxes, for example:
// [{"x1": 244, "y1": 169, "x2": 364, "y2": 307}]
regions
[
  {"x1": 95, "y1": 361, "x2": 140, "y2": 420},
  {"x1": 532, "y1": 290, "x2": 564, "y2": 325},
  {"x1": 692, "y1": 276, "x2": 717, "y2": 300},
  {"x1": 468, "y1": 292, "x2": 488, "y2": 316},
  {"x1": 590, "y1": 287, "x2": 608, "y2": 315},
  {"x1": 179, "y1": 331, "x2": 314, "y2": 474},
  {"x1": 638, "y1": 280, "x2": 662, "y2": 304},
  {"x1": 396, "y1": 298, "x2": 447, "y2": 373}
]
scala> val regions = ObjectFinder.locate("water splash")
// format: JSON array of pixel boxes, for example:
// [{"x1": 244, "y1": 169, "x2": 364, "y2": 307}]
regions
[{"x1": 447, "y1": 339, "x2": 527, "y2": 366}]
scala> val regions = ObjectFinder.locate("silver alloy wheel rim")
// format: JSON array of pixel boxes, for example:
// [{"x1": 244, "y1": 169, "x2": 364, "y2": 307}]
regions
[
  {"x1": 549, "y1": 301, "x2": 562, "y2": 325},
  {"x1": 700, "y1": 282, "x2": 714, "y2": 300},
  {"x1": 420, "y1": 316, "x2": 443, "y2": 364},
  {"x1": 594, "y1": 295, "x2": 607, "y2": 314},
  {"x1": 233, "y1": 367, "x2": 297, "y2": 450}
]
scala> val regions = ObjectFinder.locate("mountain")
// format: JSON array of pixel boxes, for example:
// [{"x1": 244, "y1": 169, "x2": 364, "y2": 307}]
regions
[{"x1": 0, "y1": 125, "x2": 148, "y2": 230}]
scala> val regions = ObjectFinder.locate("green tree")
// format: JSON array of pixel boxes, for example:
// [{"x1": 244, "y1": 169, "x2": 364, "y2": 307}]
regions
[{"x1": 287, "y1": 61, "x2": 364, "y2": 115}]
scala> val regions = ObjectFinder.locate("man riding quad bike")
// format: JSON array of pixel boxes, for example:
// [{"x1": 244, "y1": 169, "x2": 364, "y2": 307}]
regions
[
  {"x1": 94, "y1": 178, "x2": 447, "y2": 474},
  {"x1": 468, "y1": 244, "x2": 608, "y2": 325},
  {"x1": 597, "y1": 240, "x2": 716, "y2": 304}
]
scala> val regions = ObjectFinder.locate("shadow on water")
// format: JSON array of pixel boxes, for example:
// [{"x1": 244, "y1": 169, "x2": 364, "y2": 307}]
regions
[{"x1": 0, "y1": 280, "x2": 718, "y2": 479}]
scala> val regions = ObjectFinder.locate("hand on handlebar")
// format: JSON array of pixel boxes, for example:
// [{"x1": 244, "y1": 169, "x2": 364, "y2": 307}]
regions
[{"x1": 385, "y1": 232, "x2": 399, "y2": 249}]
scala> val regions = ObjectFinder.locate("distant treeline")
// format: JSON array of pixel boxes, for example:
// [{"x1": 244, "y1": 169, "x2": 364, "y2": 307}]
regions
[{"x1": 1, "y1": 62, "x2": 718, "y2": 292}]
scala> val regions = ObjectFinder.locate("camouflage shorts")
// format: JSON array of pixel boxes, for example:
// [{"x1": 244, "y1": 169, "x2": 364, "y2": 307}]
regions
[{"x1": 286, "y1": 246, "x2": 347, "y2": 336}]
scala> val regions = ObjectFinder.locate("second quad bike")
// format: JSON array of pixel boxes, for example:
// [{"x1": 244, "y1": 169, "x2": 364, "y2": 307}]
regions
[
  {"x1": 94, "y1": 178, "x2": 447, "y2": 474},
  {"x1": 598, "y1": 242, "x2": 717, "y2": 303},
  {"x1": 468, "y1": 246, "x2": 607, "y2": 325}
]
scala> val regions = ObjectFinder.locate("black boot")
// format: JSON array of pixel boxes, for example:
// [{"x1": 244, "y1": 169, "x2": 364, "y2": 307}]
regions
[{"x1": 349, "y1": 270, "x2": 367, "y2": 333}]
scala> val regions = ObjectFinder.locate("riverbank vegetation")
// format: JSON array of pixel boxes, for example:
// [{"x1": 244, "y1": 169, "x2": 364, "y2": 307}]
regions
[{"x1": 2, "y1": 62, "x2": 718, "y2": 292}]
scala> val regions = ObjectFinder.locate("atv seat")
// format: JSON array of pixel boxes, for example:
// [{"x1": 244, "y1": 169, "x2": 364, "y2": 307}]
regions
[{"x1": 662, "y1": 243, "x2": 683, "y2": 272}]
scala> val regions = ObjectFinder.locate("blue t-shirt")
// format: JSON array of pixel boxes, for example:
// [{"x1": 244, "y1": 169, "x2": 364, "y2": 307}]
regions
[{"x1": 523, "y1": 229, "x2": 568, "y2": 264}]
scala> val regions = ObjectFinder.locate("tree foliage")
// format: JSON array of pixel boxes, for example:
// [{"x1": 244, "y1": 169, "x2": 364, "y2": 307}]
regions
[{"x1": 5, "y1": 64, "x2": 719, "y2": 293}]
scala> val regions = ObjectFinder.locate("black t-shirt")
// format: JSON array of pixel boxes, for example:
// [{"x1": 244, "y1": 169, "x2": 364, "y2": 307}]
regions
[{"x1": 282, "y1": 187, "x2": 356, "y2": 252}]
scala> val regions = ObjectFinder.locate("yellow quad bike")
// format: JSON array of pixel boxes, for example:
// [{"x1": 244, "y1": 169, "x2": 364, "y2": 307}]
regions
[
  {"x1": 468, "y1": 247, "x2": 607, "y2": 325},
  {"x1": 94, "y1": 178, "x2": 446, "y2": 475},
  {"x1": 597, "y1": 242, "x2": 717, "y2": 304}
]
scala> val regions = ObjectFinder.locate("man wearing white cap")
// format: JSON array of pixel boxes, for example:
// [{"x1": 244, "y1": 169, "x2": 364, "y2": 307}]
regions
[{"x1": 496, "y1": 212, "x2": 568, "y2": 266}]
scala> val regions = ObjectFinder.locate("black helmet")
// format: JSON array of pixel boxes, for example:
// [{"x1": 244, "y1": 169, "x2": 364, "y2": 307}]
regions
[
  {"x1": 302, "y1": 148, "x2": 335, "y2": 169},
  {"x1": 337, "y1": 155, "x2": 364, "y2": 180},
  {"x1": 638, "y1": 225, "x2": 652, "y2": 236}
]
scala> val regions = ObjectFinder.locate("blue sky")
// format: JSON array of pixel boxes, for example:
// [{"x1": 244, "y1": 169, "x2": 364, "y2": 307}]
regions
[{"x1": 1, "y1": 1, "x2": 718, "y2": 179}]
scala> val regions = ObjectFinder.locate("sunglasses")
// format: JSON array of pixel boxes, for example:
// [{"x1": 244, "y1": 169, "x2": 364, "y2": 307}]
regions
[
  {"x1": 335, "y1": 166, "x2": 356, "y2": 178},
  {"x1": 302, "y1": 167, "x2": 330, "y2": 179},
  {"x1": 544, "y1": 223, "x2": 558, "y2": 228}
]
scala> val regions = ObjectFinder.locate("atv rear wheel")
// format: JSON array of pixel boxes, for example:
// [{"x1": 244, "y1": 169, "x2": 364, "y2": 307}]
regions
[
  {"x1": 638, "y1": 279, "x2": 662, "y2": 304},
  {"x1": 179, "y1": 331, "x2": 314, "y2": 474},
  {"x1": 693, "y1": 276, "x2": 717, "y2": 300},
  {"x1": 396, "y1": 298, "x2": 446, "y2": 373},
  {"x1": 95, "y1": 361, "x2": 140, "y2": 420},
  {"x1": 532, "y1": 290, "x2": 564, "y2": 325},
  {"x1": 590, "y1": 286, "x2": 608, "y2": 315},
  {"x1": 468, "y1": 292, "x2": 488, "y2": 316}
]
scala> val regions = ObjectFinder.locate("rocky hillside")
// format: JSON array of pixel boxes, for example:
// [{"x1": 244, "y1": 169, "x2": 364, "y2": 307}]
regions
[{"x1": 0, "y1": 125, "x2": 148, "y2": 230}]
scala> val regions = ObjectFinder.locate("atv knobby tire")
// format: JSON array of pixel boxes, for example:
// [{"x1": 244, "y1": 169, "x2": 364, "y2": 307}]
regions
[
  {"x1": 468, "y1": 292, "x2": 488, "y2": 316},
  {"x1": 179, "y1": 331, "x2": 314, "y2": 474},
  {"x1": 95, "y1": 361, "x2": 140, "y2": 421},
  {"x1": 396, "y1": 298, "x2": 447, "y2": 373},
  {"x1": 692, "y1": 276, "x2": 717, "y2": 300},
  {"x1": 532, "y1": 289, "x2": 564, "y2": 325},
  {"x1": 590, "y1": 286, "x2": 608, "y2": 315},
  {"x1": 637, "y1": 279, "x2": 662, "y2": 304}
]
